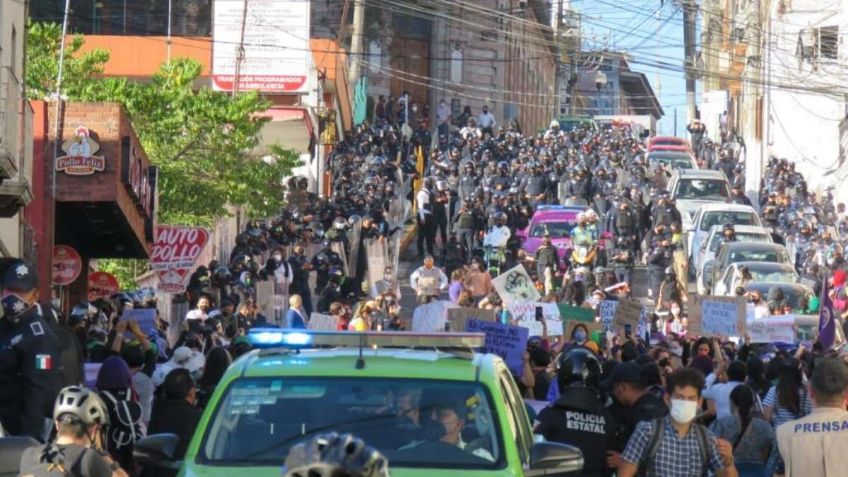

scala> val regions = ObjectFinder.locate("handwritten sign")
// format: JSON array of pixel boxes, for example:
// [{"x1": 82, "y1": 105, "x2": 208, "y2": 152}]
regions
[
  {"x1": 308, "y1": 313, "x2": 338, "y2": 331},
  {"x1": 492, "y1": 265, "x2": 540, "y2": 306},
  {"x1": 614, "y1": 298, "x2": 643, "y2": 330},
  {"x1": 120, "y1": 308, "x2": 157, "y2": 334},
  {"x1": 688, "y1": 294, "x2": 746, "y2": 337},
  {"x1": 466, "y1": 319, "x2": 528, "y2": 376},
  {"x1": 748, "y1": 315, "x2": 796, "y2": 343},
  {"x1": 599, "y1": 300, "x2": 619, "y2": 332},
  {"x1": 558, "y1": 304, "x2": 596, "y2": 323},
  {"x1": 448, "y1": 308, "x2": 496, "y2": 333},
  {"x1": 508, "y1": 302, "x2": 564, "y2": 336}
]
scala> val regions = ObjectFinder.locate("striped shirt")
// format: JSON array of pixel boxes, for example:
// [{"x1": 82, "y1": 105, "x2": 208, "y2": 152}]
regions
[{"x1": 763, "y1": 385, "x2": 812, "y2": 429}]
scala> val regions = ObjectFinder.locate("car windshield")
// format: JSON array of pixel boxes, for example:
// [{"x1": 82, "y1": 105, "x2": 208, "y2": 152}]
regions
[
  {"x1": 651, "y1": 156, "x2": 693, "y2": 170},
  {"x1": 531, "y1": 221, "x2": 575, "y2": 238},
  {"x1": 749, "y1": 270, "x2": 797, "y2": 283},
  {"x1": 708, "y1": 232, "x2": 769, "y2": 252},
  {"x1": 675, "y1": 179, "x2": 729, "y2": 200},
  {"x1": 200, "y1": 377, "x2": 504, "y2": 469},
  {"x1": 700, "y1": 211, "x2": 759, "y2": 231},
  {"x1": 729, "y1": 249, "x2": 787, "y2": 264}
]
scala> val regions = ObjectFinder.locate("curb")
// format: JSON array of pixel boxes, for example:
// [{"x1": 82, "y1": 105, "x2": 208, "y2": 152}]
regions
[{"x1": 399, "y1": 223, "x2": 417, "y2": 254}]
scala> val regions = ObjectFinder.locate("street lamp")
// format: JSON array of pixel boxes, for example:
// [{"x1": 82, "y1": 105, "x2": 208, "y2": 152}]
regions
[{"x1": 594, "y1": 70, "x2": 607, "y2": 114}]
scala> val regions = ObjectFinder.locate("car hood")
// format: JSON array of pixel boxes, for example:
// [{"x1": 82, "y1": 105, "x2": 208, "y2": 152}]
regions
[
  {"x1": 522, "y1": 237, "x2": 572, "y2": 256},
  {"x1": 676, "y1": 199, "x2": 724, "y2": 215},
  {"x1": 180, "y1": 465, "x2": 517, "y2": 477}
]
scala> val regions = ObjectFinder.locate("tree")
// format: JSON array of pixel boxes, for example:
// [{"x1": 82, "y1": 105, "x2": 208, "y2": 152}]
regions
[{"x1": 26, "y1": 22, "x2": 302, "y2": 226}]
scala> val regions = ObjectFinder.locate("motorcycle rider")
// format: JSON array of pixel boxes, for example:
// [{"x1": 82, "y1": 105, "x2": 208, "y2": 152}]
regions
[
  {"x1": 483, "y1": 212, "x2": 511, "y2": 249},
  {"x1": 0, "y1": 259, "x2": 62, "y2": 441},
  {"x1": 571, "y1": 213, "x2": 595, "y2": 247},
  {"x1": 535, "y1": 234, "x2": 561, "y2": 291},
  {"x1": 611, "y1": 236, "x2": 635, "y2": 285},
  {"x1": 536, "y1": 348, "x2": 620, "y2": 477}
]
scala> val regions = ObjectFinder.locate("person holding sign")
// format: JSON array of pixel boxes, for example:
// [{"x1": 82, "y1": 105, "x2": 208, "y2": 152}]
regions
[{"x1": 410, "y1": 256, "x2": 448, "y2": 304}]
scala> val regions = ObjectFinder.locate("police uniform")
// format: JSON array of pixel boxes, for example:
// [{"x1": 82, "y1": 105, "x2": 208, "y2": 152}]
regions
[
  {"x1": 775, "y1": 407, "x2": 848, "y2": 477},
  {"x1": 536, "y1": 387, "x2": 620, "y2": 477},
  {"x1": 0, "y1": 262, "x2": 61, "y2": 440}
]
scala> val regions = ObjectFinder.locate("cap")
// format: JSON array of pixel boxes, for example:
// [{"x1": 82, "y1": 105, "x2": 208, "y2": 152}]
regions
[
  {"x1": 1, "y1": 259, "x2": 38, "y2": 292},
  {"x1": 602, "y1": 361, "x2": 643, "y2": 388}
]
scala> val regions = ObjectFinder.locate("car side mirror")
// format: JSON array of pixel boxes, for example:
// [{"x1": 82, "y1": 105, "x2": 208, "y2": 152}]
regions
[
  {"x1": 134, "y1": 434, "x2": 181, "y2": 470},
  {"x1": 525, "y1": 441, "x2": 584, "y2": 477}
]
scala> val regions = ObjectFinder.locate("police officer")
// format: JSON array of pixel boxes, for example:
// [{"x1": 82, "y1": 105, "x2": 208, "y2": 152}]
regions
[
  {"x1": 775, "y1": 358, "x2": 848, "y2": 477},
  {"x1": 610, "y1": 236, "x2": 635, "y2": 285},
  {"x1": 647, "y1": 238, "x2": 672, "y2": 298},
  {"x1": 453, "y1": 202, "x2": 477, "y2": 255},
  {"x1": 534, "y1": 234, "x2": 561, "y2": 287},
  {"x1": 536, "y1": 348, "x2": 619, "y2": 477},
  {"x1": 730, "y1": 184, "x2": 751, "y2": 206},
  {"x1": 288, "y1": 243, "x2": 314, "y2": 315},
  {"x1": 457, "y1": 163, "x2": 478, "y2": 207},
  {"x1": 523, "y1": 163, "x2": 548, "y2": 208},
  {"x1": 0, "y1": 259, "x2": 62, "y2": 440},
  {"x1": 441, "y1": 232, "x2": 467, "y2": 279},
  {"x1": 312, "y1": 241, "x2": 345, "y2": 294}
]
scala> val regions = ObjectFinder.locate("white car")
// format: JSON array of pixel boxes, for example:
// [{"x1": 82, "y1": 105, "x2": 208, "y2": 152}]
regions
[
  {"x1": 712, "y1": 261, "x2": 798, "y2": 296},
  {"x1": 695, "y1": 225, "x2": 773, "y2": 295},
  {"x1": 667, "y1": 169, "x2": 732, "y2": 232},
  {"x1": 687, "y1": 203, "x2": 762, "y2": 270}
]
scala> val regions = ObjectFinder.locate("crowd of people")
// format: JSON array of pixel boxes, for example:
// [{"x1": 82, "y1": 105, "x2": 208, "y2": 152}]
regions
[{"x1": 2, "y1": 108, "x2": 848, "y2": 477}]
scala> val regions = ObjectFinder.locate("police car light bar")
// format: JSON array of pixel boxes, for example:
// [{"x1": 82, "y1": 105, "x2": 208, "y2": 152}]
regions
[
  {"x1": 535, "y1": 205, "x2": 588, "y2": 212},
  {"x1": 248, "y1": 329, "x2": 486, "y2": 350}
]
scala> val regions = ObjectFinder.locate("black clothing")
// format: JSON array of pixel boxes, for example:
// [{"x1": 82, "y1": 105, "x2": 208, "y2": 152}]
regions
[
  {"x1": 537, "y1": 387, "x2": 620, "y2": 477},
  {"x1": 0, "y1": 307, "x2": 61, "y2": 440},
  {"x1": 20, "y1": 443, "x2": 113, "y2": 477},
  {"x1": 147, "y1": 399, "x2": 202, "y2": 477},
  {"x1": 618, "y1": 391, "x2": 669, "y2": 445}
]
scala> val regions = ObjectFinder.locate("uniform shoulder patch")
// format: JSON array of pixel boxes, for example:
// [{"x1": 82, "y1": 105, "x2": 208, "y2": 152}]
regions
[{"x1": 29, "y1": 321, "x2": 44, "y2": 336}]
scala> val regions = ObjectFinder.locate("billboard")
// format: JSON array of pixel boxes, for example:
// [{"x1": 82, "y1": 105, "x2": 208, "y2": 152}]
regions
[{"x1": 212, "y1": 0, "x2": 311, "y2": 93}]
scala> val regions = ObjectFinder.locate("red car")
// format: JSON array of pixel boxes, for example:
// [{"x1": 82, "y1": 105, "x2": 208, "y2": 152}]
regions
[{"x1": 647, "y1": 136, "x2": 690, "y2": 152}]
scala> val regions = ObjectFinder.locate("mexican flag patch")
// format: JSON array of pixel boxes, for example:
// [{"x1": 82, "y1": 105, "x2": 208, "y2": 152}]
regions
[{"x1": 35, "y1": 354, "x2": 52, "y2": 370}]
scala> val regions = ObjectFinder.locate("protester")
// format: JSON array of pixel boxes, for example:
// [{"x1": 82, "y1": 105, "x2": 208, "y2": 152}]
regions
[
  {"x1": 710, "y1": 384, "x2": 774, "y2": 477},
  {"x1": 147, "y1": 369, "x2": 203, "y2": 477}
]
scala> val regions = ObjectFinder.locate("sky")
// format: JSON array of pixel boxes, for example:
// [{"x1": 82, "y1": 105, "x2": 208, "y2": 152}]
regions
[{"x1": 569, "y1": 0, "x2": 690, "y2": 136}]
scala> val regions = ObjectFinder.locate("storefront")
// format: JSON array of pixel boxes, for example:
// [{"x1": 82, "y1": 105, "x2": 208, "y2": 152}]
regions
[{"x1": 27, "y1": 101, "x2": 157, "y2": 306}]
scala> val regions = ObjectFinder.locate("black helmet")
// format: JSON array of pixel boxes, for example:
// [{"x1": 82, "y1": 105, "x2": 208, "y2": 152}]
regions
[
  {"x1": 494, "y1": 212, "x2": 508, "y2": 226},
  {"x1": 282, "y1": 433, "x2": 389, "y2": 477},
  {"x1": 722, "y1": 223, "x2": 735, "y2": 233},
  {"x1": 556, "y1": 348, "x2": 602, "y2": 390}
]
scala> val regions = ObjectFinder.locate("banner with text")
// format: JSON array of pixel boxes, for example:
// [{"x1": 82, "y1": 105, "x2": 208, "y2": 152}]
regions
[
  {"x1": 748, "y1": 315, "x2": 796, "y2": 343},
  {"x1": 466, "y1": 318, "x2": 528, "y2": 376},
  {"x1": 508, "y1": 302, "x2": 564, "y2": 336}
]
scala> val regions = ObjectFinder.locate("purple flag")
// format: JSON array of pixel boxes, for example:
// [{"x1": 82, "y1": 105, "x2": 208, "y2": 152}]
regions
[{"x1": 818, "y1": 278, "x2": 836, "y2": 349}]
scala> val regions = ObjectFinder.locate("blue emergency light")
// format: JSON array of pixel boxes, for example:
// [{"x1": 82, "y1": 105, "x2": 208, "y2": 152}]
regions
[{"x1": 247, "y1": 328, "x2": 486, "y2": 350}]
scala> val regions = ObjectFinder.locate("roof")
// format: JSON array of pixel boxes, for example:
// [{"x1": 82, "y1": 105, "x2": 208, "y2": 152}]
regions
[
  {"x1": 619, "y1": 71, "x2": 664, "y2": 118},
  {"x1": 230, "y1": 348, "x2": 497, "y2": 382},
  {"x1": 697, "y1": 203, "x2": 758, "y2": 213},
  {"x1": 706, "y1": 224, "x2": 769, "y2": 234},
  {"x1": 673, "y1": 169, "x2": 728, "y2": 179}
]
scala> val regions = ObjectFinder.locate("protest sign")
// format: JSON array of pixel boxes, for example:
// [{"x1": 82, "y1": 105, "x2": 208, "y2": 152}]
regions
[
  {"x1": 614, "y1": 298, "x2": 642, "y2": 330},
  {"x1": 565, "y1": 320, "x2": 603, "y2": 340},
  {"x1": 748, "y1": 315, "x2": 796, "y2": 343},
  {"x1": 365, "y1": 239, "x2": 389, "y2": 293},
  {"x1": 558, "y1": 303, "x2": 595, "y2": 323},
  {"x1": 466, "y1": 319, "x2": 528, "y2": 376},
  {"x1": 447, "y1": 308, "x2": 496, "y2": 333},
  {"x1": 508, "y1": 302, "x2": 564, "y2": 336},
  {"x1": 120, "y1": 308, "x2": 157, "y2": 334},
  {"x1": 308, "y1": 313, "x2": 339, "y2": 331},
  {"x1": 492, "y1": 265, "x2": 540, "y2": 306},
  {"x1": 688, "y1": 294, "x2": 746, "y2": 337},
  {"x1": 598, "y1": 300, "x2": 619, "y2": 332},
  {"x1": 150, "y1": 226, "x2": 209, "y2": 293}
]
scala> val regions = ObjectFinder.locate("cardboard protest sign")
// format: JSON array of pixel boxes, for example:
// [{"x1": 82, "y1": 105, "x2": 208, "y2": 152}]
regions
[
  {"x1": 492, "y1": 265, "x2": 540, "y2": 306},
  {"x1": 508, "y1": 302, "x2": 564, "y2": 336},
  {"x1": 598, "y1": 300, "x2": 619, "y2": 332},
  {"x1": 120, "y1": 308, "x2": 157, "y2": 335},
  {"x1": 447, "y1": 308, "x2": 496, "y2": 333},
  {"x1": 466, "y1": 318, "x2": 528, "y2": 376},
  {"x1": 565, "y1": 320, "x2": 603, "y2": 340},
  {"x1": 614, "y1": 298, "x2": 642, "y2": 330},
  {"x1": 748, "y1": 315, "x2": 796, "y2": 343},
  {"x1": 558, "y1": 303, "x2": 596, "y2": 323},
  {"x1": 308, "y1": 313, "x2": 339, "y2": 331},
  {"x1": 688, "y1": 294, "x2": 746, "y2": 337}
]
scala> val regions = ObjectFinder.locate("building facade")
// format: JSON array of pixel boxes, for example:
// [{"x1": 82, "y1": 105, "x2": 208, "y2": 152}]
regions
[{"x1": 0, "y1": 0, "x2": 34, "y2": 259}]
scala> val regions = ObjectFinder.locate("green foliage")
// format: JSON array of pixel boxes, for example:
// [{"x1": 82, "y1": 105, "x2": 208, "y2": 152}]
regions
[
  {"x1": 26, "y1": 22, "x2": 302, "y2": 226},
  {"x1": 95, "y1": 259, "x2": 147, "y2": 290}
]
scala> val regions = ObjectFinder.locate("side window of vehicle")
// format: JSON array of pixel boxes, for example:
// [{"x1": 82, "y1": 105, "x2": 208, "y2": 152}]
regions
[{"x1": 498, "y1": 370, "x2": 532, "y2": 465}]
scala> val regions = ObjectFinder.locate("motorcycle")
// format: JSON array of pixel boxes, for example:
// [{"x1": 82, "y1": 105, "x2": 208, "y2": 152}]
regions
[{"x1": 570, "y1": 242, "x2": 599, "y2": 269}]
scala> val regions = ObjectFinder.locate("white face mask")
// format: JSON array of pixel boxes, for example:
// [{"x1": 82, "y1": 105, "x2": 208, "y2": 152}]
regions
[
  {"x1": 669, "y1": 399, "x2": 698, "y2": 424},
  {"x1": 670, "y1": 346, "x2": 683, "y2": 357}
]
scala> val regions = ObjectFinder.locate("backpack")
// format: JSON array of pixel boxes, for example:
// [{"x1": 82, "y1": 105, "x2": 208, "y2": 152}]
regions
[
  {"x1": 638, "y1": 418, "x2": 710, "y2": 477},
  {"x1": 98, "y1": 389, "x2": 142, "y2": 453},
  {"x1": 19, "y1": 444, "x2": 86, "y2": 477}
]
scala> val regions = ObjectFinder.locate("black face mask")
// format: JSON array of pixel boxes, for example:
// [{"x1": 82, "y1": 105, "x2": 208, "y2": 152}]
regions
[{"x1": 423, "y1": 418, "x2": 447, "y2": 441}]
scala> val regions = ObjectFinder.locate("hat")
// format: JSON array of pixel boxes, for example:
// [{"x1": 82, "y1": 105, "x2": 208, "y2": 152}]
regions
[
  {"x1": 152, "y1": 346, "x2": 205, "y2": 387},
  {"x1": 1, "y1": 259, "x2": 38, "y2": 292},
  {"x1": 602, "y1": 361, "x2": 643, "y2": 388}
]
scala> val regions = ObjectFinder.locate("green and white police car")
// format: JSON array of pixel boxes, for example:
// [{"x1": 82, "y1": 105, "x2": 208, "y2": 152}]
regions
[{"x1": 136, "y1": 330, "x2": 582, "y2": 477}]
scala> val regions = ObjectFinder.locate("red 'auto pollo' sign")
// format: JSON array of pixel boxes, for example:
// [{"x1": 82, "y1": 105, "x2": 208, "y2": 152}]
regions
[{"x1": 150, "y1": 226, "x2": 209, "y2": 293}]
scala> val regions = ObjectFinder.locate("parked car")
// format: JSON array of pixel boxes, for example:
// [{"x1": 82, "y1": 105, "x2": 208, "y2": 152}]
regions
[
  {"x1": 712, "y1": 262, "x2": 799, "y2": 296},
  {"x1": 695, "y1": 225, "x2": 773, "y2": 287},
  {"x1": 515, "y1": 205, "x2": 587, "y2": 259},
  {"x1": 647, "y1": 150, "x2": 698, "y2": 175},
  {"x1": 744, "y1": 282, "x2": 815, "y2": 313},
  {"x1": 667, "y1": 169, "x2": 731, "y2": 232},
  {"x1": 648, "y1": 136, "x2": 690, "y2": 151},
  {"x1": 686, "y1": 203, "x2": 762, "y2": 266},
  {"x1": 699, "y1": 241, "x2": 789, "y2": 296}
]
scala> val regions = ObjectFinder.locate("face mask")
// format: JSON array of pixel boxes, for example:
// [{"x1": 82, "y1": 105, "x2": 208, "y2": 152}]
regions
[
  {"x1": 272, "y1": 254, "x2": 283, "y2": 262},
  {"x1": 2, "y1": 294, "x2": 32, "y2": 320},
  {"x1": 669, "y1": 399, "x2": 698, "y2": 424},
  {"x1": 573, "y1": 330, "x2": 587, "y2": 343},
  {"x1": 670, "y1": 346, "x2": 683, "y2": 357},
  {"x1": 670, "y1": 306, "x2": 681, "y2": 316},
  {"x1": 423, "y1": 418, "x2": 447, "y2": 441}
]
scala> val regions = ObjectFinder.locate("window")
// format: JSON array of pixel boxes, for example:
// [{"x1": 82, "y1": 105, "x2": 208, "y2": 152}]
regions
[
  {"x1": 450, "y1": 47, "x2": 463, "y2": 84},
  {"x1": 818, "y1": 26, "x2": 838, "y2": 59}
]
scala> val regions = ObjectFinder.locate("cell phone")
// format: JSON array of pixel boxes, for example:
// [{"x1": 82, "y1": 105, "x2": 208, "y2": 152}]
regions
[
  {"x1": 624, "y1": 324, "x2": 632, "y2": 337},
  {"x1": 534, "y1": 306, "x2": 544, "y2": 322}
]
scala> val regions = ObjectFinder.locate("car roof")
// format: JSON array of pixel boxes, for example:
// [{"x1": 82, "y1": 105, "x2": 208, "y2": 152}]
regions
[
  {"x1": 744, "y1": 282, "x2": 811, "y2": 294},
  {"x1": 707, "y1": 224, "x2": 770, "y2": 235},
  {"x1": 722, "y1": 242, "x2": 786, "y2": 251},
  {"x1": 697, "y1": 203, "x2": 758, "y2": 213},
  {"x1": 647, "y1": 150, "x2": 694, "y2": 157},
  {"x1": 673, "y1": 169, "x2": 728, "y2": 180},
  {"x1": 531, "y1": 206, "x2": 586, "y2": 221},
  {"x1": 229, "y1": 348, "x2": 499, "y2": 382},
  {"x1": 731, "y1": 261, "x2": 795, "y2": 272}
]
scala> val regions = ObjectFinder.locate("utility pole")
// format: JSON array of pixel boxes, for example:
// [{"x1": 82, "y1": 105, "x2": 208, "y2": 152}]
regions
[
  {"x1": 348, "y1": 0, "x2": 366, "y2": 90},
  {"x1": 554, "y1": 0, "x2": 564, "y2": 119},
  {"x1": 682, "y1": 0, "x2": 697, "y2": 123}
]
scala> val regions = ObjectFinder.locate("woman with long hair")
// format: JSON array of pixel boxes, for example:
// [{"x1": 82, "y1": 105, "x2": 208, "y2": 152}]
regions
[
  {"x1": 763, "y1": 362, "x2": 812, "y2": 429},
  {"x1": 196, "y1": 347, "x2": 232, "y2": 409},
  {"x1": 710, "y1": 384, "x2": 774, "y2": 477},
  {"x1": 745, "y1": 357, "x2": 770, "y2": 399}
]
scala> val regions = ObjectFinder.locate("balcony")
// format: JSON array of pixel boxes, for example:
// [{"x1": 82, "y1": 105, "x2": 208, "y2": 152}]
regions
[{"x1": 0, "y1": 179, "x2": 33, "y2": 217}]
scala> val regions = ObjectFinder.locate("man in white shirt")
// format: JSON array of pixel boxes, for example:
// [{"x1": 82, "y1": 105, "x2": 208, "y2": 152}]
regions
[
  {"x1": 478, "y1": 105, "x2": 496, "y2": 137},
  {"x1": 703, "y1": 360, "x2": 747, "y2": 420},
  {"x1": 416, "y1": 180, "x2": 435, "y2": 258}
]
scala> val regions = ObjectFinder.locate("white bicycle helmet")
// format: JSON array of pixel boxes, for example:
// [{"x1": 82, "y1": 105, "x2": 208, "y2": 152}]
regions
[
  {"x1": 282, "y1": 433, "x2": 389, "y2": 477},
  {"x1": 53, "y1": 386, "x2": 110, "y2": 427}
]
